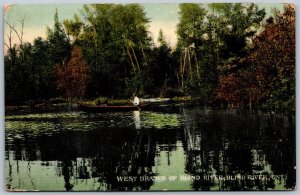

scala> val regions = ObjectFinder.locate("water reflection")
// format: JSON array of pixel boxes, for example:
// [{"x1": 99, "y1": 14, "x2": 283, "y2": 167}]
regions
[
  {"x1": 5, "y1": 108, "x2": 295, "y2": 191},
  {"x1": 133, "y1": 111, "x2": 141, "y2": 129}
]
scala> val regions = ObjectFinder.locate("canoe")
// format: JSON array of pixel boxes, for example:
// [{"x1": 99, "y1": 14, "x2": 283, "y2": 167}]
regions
[{"x1": 79, "y1": 104, "x2": 148, "y2": 113}]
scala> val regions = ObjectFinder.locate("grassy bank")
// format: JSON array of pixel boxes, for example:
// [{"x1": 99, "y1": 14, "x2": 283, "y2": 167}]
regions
[{"x1": 80, "y1": 97, "x2": 132, "y2": 106}]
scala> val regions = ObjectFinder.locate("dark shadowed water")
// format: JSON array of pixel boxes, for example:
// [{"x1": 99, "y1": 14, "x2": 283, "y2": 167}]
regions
[{"x1": 5, "y1": 106, "x2": 296, "y2": 191}]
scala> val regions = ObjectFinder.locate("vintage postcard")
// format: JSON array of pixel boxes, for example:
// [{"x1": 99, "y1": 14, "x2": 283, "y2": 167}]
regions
[{"x1": 4, "y1": 3, "x2": 295, "y2": 191}]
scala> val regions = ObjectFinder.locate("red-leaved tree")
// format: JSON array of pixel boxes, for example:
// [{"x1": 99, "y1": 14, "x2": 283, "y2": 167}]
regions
[
  {"x1": 216, "y1": 4, "x2": 295, "y2": 109},
  {"x1": 55, "y1": 47, "x2": 90, "y2": 99}
]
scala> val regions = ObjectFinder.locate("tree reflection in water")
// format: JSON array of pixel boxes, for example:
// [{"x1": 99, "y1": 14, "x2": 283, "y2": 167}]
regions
[
  {"x1": 5, "y1": 108, "x2": 295, "y2": 191},
  {"x1": 182, "y1": 108, "x2": 295, "y2": 190}
]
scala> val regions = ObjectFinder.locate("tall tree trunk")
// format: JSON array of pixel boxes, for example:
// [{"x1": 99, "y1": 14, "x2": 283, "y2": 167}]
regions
[
  {"x1": 130, "y1": 45, "x2": 140, "y2": 73},
  {"x1": 187, "y1": 48, "x2": 192, "y2": 78},
  {"x1": 194, "y1": 50, "x2": 200, "y2": 79},
  {"x1": 126, "y1": 46, "x2": 136, "y2": 73},
  {"x1": 182, "y1": 48, "x2": 188, "y2": 89},
  {"x1": 140, "y1": 42, "x2": 147, "y2": 65}
]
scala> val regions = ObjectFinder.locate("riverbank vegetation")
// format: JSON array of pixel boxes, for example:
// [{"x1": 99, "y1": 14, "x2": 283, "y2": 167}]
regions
[{"x1": 5, "y1": 3, "x2": 295, "y2": 111}]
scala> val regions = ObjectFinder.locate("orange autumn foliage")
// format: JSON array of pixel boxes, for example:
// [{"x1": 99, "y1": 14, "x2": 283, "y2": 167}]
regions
[
  {"x1": 55, "y1": 47, "x2": 90, "y2": 99},
  {"x1": 216, "y1": 5, "x2": 295, "y2": 109},
  {"x1": 251, "y1": 4, "x2": 295, "y2": 94},
  {"x1": 217, "y1": 73, "x2": 244, "y2": 107}
]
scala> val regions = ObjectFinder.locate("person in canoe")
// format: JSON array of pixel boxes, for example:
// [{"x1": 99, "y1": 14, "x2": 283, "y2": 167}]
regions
[
  {"x1": 79, "y1": 96, "x2": 148, "y2": 112},
  {"x1": 133, "y1": 96, "x2": 140, "y2": 106}
]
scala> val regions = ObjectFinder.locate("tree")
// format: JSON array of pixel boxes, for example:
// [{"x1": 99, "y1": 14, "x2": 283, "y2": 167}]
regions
[
  {"x1": 4, "y1": 15, "x2": 37, "y2": 103},
  {"x1": 210, "y1": 3, "x2": 266, "y2": 108},
  {"x1": 153, "y1": 30, "x2": 178, "y2": 97},
  {"x1": 63, "y1": 14, "x2": 83, "y2": 43},
  {"x1": 249, "y1": 4, "x2": 295, "y2": 110},
  {"x1": 216, "y1": 4, "x2": 295, "y2": 110},
  {"x1": 177, "y1": 3, "x2": 207, "y2": 81},
  {"x1": 4, "y1": 14, "x2": 26, "y2": 49},
  {"x1": 177, "y1": 4, "x2": 207, "y2": 49},
  {"x1": 69, "y1": 4, "x2": 151, "y2": 98},
  {"x1": 47, "y1": 9, "x2": 71, "y2": 65},
  {"x1": 176, "y1": 4, "x2": 205, "y2": 90},
  {"x1": 177, "y1": 3, "x2": 218, "y2": 103},
  {"x1": 30, "y1": 37, "x2": 56, "y2": 99},
  {"x1": 208, "y1": 3, "x2": 266, "y2": 59},
  {"x1": 55, "y1": 47, "x2": 90, "y2": 99}
]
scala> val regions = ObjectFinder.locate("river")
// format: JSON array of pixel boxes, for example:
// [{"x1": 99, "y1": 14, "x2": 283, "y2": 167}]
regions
[{"x1": 5, "y1": 105, "x2": 296, "y2": 191}]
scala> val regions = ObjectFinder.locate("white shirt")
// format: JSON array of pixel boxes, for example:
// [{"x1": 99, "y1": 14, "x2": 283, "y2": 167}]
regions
[{"x1": 133, "y1": 96, "x2": 140, "y2": 106}]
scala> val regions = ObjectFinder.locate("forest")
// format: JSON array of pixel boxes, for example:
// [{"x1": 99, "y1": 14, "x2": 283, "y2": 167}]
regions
[{"x1": 4, "y1": 3, "x2": 295, "y2": 111}]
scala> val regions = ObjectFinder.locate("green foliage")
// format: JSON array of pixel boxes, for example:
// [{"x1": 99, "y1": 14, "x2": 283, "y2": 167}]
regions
[
  {"x1": 5, "y1": 10, "x2": 71, "y2": 104},
  {"x1": 125, "y1": 73, "x2": 144, "y2": 97},
  {"x1": 5, "y1": 39, "x2": 57, "y2": 104},
  {"x1": 177, "y1": 3, "x2": 217, "y2": 103},
  {"x1": 47, "y1": 10, "x2": 71, "y2": 65},
  {"x1": 63, "y1": 14, "x2": 83, "y2": 42},
  {"x1": 158, "y1": 29, "x2": 167, "y2": 46},
  {"x1": 249, "y1": 5, "x2": 295, "y2": 111},
  {"x1": 177, "y1": 3, "x2": 207, "y2": 48},
  {"x1": 142, "y1": 112, "x2": 179, "y2": 128},
  {"x1": 216, "y1": 5, "x2": 265, "y2": 54},
  {"x1": 176, "y1": 3, "x2": 268, "y2": 107},
  {"x1": 72, "y1": 4, "x2": 152, "y2": 98},
  {"x1": 4, "y1": 3, "x2": 295, "y2": 112},
  {"x1": 215, "y1": 4, "x2": 295, "y2": 111},
  {"x1": 83, "y1": 97, "x2": 131, "y2": 106}
]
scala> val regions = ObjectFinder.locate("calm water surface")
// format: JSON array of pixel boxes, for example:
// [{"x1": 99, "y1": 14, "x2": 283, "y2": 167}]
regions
[{"x1": 5, "y1": 106, "x2": 295, "y2": 191}]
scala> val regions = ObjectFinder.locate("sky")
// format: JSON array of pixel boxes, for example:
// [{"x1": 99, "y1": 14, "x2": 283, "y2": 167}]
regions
[{"x1": 4, "y1": 3, "x2": 284, "y2": 49}]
